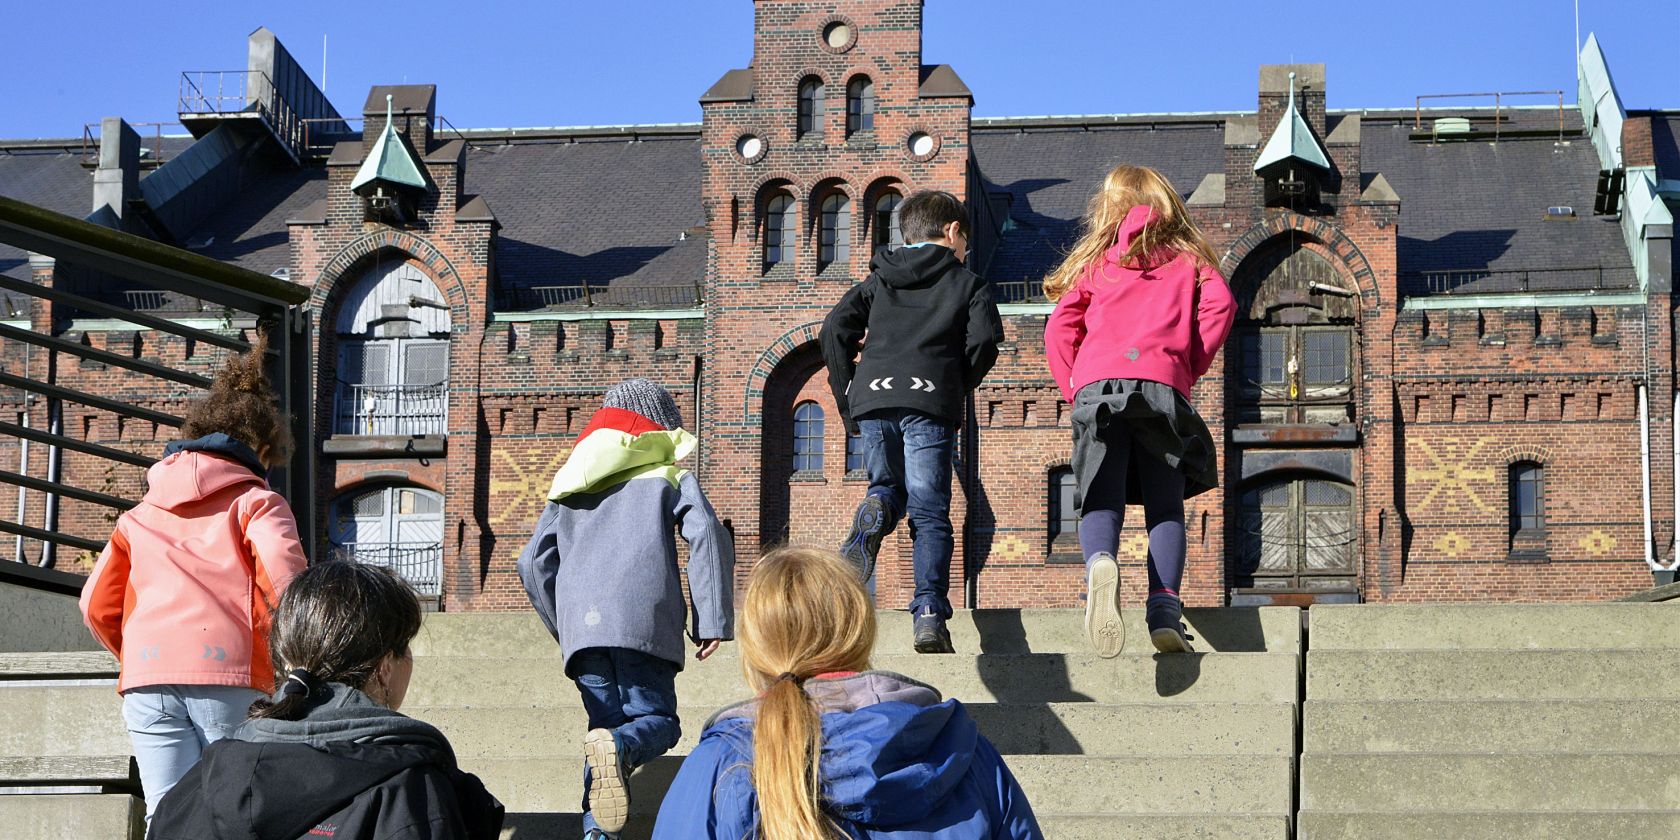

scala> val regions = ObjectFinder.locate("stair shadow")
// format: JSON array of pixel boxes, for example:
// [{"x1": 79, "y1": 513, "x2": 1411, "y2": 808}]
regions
[
  {"x1": 972, "y1": 609, "x2": 1092, "y2": 755},
  {"x1": 1153, "y1": 652, "x2": 1206, "y2": 697}
]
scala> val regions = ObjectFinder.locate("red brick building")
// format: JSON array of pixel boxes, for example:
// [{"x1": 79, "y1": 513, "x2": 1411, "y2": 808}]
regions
[{"x1": 1, "y1": 5, "x2": 1676, "y2": 610}]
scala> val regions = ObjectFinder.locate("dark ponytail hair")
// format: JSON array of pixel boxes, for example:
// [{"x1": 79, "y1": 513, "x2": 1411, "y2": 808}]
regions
[{"x1": 251, "y1": 561, "x2": 422, "y2": 721}]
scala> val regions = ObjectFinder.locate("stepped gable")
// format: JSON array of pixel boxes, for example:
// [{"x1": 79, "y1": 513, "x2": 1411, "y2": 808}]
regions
[
  {"x1": 461, "y1": 132, "x2": 706, "y2": 302},
  {"x1": 1358, "y1": 109, "x2": 1631, "y2": 295},
  {"x1": 970, "y1": 118, "x2": 1227, "y2": 284}
]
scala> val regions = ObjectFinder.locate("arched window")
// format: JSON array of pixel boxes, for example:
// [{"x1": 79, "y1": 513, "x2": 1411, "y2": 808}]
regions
[
  {"x1": 1509, "y1": 462, "x2": 1545, "y2": 553},
  {"x1": 819, "y1": 192, "x2": 851, "y2": 271},
  {"x1": 764, "y1": 192, "x2": 794, "y2": 272},
  {"x1": 329, "y1": 485, "x2": 444, "y2": 596},
  {"x1": 793, "y1": 402, "x2": 824, "y2": 472},
  {"x1": 847, "y1": 76, "x2": 875, "y2": 135},
  {"x1": 797, "y1": 78, "x2": 825, "y2": 139},
  {"x1": 1049, "y1": 466, "x2": 1077, "y2": 546},
  {"x1": 846, "y1": 429, "x2": 866, "y2": 473},
  {"x1": 873, "y1": 192, "x2": 903, "y2": 252},
  {"x1": 335, "y1": 261, "x2": 450, "y2": 436}
]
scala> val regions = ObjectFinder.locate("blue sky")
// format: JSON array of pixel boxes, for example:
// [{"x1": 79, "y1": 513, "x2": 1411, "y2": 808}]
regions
[{"x1": 2, "y1": 1, "x2": 1674, "y2": 138}]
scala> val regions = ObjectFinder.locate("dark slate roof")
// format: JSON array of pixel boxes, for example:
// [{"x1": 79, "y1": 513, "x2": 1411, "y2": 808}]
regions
[
  {"x1": 183, "y1": 165, "x2": 325, "y2": 275},
  {"x1": 1653, "y1": 114, "x2": 1680, "y2": 179},
  {"x1": 1360, "y1": 110, "x2": 1633, "y2": 295},
  {"x1": 971, "y1": 121, "x2": 1227, "y2": 284},
  {"x1": 464, "y1": 135, "x2": 705, "y2": 308},
  {"x1": 0, "y1": 143, "x2": 93, "y2": 308}
]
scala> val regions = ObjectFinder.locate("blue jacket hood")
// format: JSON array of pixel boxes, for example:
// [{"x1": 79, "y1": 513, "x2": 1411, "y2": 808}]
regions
[{"x1": 706, "y1": 671, "x2": 978, "y2": 826}]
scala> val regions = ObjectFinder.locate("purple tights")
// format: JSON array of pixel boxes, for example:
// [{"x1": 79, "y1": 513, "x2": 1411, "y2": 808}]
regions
[{"x1": 1076, "y1": 422, "x2": 1187, "y2": 595}]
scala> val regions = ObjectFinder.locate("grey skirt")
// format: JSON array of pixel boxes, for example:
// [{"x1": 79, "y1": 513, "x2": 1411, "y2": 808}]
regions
[{"x1": 1070, "y1": 378, "x2": 1217, "y2": 512}]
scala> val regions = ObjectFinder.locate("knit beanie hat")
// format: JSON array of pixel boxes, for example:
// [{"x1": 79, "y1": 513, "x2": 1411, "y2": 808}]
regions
[{"x1": 603, "y1": 378, "x2": 684, "y2": 431}]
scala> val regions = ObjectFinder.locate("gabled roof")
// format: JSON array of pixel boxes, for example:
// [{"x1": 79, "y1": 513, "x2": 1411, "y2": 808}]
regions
[
  {"x1": 1254, "y1": 72, "x2": 1330, "y2": 173},
  {"x1": 351, "y1": 96, "x2": 429, "y2": 192},
  {"x1": 700, "y1": 69, "x2": 754, "y2": 104},
  {"x1": 919, "y1": 65, "x2": 971, "y2": 100}
]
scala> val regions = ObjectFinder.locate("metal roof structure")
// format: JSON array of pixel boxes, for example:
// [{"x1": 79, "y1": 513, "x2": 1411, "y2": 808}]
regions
[
  {"x1": 351, "y1": 95, "x2": 428, "y2": 194},
  {"x1": 1254, "y1": 72, "x2": 1331, "y2": 174}
]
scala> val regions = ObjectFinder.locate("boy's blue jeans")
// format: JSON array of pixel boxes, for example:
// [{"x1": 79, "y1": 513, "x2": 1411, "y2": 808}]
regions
[
  {"x1": 857, "y1": 408, "x2": 956, "y2": 620},
  {"x1": 572, "y1": 647, "x2": 680, "y2": 834}
]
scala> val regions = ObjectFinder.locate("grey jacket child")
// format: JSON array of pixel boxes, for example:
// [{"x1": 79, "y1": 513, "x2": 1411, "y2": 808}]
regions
[{"x1": 516, "y1": 405, "x2": 734, "y2": 676}]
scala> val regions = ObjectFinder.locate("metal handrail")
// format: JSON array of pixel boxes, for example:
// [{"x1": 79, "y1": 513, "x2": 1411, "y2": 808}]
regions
[
  {"x1": 1402, "y1": 265, "x2": 1638, "y2": 295},
  {"x1": 334, "y1": 381, "x2": 448, "y2": 437},
  {"x1": 1412, "y1": 91, "x2": 1566, "y2": 142},
  {"x1": 992, "y1": 278, "x2": 1048, "y2": 304}
]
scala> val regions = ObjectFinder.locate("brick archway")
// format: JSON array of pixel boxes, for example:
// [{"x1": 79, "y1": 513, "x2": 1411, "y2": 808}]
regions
[
  {"x1": 1222, "y1": 214, "x2": 1382, "y2": 309},
  {"x1": 744, "y1": 320, "x2": 824, "y2": 422},
  {"x1": 313, "y1": 229, "x2": 471, "y2": 322}
]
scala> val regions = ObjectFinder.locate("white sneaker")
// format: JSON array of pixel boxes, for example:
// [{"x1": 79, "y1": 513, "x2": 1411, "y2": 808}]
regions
[
  {"x1": 1084, "y1": 553, "x2": 1124, "y2": 658},
  {"x1": 584, "y1": 728, "x2": 629, "y2": 834}
]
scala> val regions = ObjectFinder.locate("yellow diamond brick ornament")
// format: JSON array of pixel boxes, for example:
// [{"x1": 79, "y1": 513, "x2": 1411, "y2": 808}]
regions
[
  {"x1": 991, "y1": 535, "x2": 1030, "y2": 563},
  {"x1": 1433, "y1": 531, "x2": 1470, "y2": 558},
  {"x1": 1121, "y1": 532, "x2": 1150, "y2": 560},
  {"x1": 1578, "y1": 530, "x2": 1618, "y2": 557}
]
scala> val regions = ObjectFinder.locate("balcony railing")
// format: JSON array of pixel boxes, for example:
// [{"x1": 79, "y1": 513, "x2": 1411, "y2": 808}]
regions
[
  {"x1": 178, "y1": 70, "x2": 304, "y2": 159},
  {"x1": 1403, "y1": 265, "x2": 1638, "y2": 296},
  {"x1": 993, "y1": 278, "x2": 1048, "y2": 304},
  {"x1": 334, "y1": 381, "x2": 447, "y2": 437},
  {"x1": 332, "y1": 542, "x2": 441, "y2": 597},
  {"x1": 498, "y1": 282, "x2": 704, "y2": 311}
]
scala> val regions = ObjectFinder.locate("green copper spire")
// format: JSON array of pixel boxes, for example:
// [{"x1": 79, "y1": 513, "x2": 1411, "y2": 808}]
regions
[
  {"x1": 351, "y1": 94, "x2": 428, "y2": 193},
  {"x1": 1254, "y1": 71, "x2": 1331, "y2": 174}
]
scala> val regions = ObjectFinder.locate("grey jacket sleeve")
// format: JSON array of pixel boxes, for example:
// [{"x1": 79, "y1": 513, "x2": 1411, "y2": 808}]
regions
[
  {"x1": 674, "y1": 472, "x2": 735, "y2": 641},
  {"x1": 515, "y1": 502, "x2": 563, "y2": 643}
]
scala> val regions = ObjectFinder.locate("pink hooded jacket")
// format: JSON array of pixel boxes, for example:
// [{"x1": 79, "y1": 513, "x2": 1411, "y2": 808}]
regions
[
  {"x1": 79, "y1": 448, "x2": 308, "y2": 693},
  {"x1": 1045, "y1": 205, "x2": 1236, "y2": 403}
]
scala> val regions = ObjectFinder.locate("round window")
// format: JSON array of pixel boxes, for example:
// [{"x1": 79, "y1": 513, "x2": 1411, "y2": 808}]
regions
[
  {"x1": 824, "y1": 22, "x2": 853, "y2": 50},
  {"x1": 908, "y1": 132, "x2": 938, "y2": 159},
  {"x1": 735, "y1": 134, "x2": 766, "y2": 164}
]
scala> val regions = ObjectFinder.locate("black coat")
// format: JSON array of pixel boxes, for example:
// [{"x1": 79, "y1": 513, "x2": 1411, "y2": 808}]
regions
[
  {"x1": 147, "y1": 686, "x2": 503, "y2": 840},
  {"x1": 820, "y1": 245, "x2": 1004, "y2": 427}
]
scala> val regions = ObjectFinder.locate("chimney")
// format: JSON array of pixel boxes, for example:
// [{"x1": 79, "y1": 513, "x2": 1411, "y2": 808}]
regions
[
  {"x1": 363, "y1": 85, "x2": 436, "y2": 156},
  {"x1": 91, "y1": 117, "x2": 140, "y2": 224}
]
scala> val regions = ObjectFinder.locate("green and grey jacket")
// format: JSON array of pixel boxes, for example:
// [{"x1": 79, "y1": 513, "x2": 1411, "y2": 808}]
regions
[{"x1": 516, "y1": 407, "x2": 735, "y2": 675}]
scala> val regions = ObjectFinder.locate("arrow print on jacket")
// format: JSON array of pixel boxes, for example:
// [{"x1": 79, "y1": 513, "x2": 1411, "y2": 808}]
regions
[
  {"x1": 909, "y1": 377, "x2": 937, "y2": 392},
  {"x1": 869, "y1": 377, "x2": 895, "y2": 391}
]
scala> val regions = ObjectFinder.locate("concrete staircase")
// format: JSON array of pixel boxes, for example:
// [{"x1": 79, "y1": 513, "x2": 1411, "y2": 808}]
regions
[
  {"x1": 1297, "y1": 604, "x2": 1680, "y2": 839},
  {"x1": 13, "y1": 603, "x2": 1680, "y2": 838}
]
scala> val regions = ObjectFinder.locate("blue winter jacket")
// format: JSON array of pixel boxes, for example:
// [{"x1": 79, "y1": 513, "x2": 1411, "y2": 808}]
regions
[{"x1": 653, "y1": 671, "x2": 1042, "y2": 839}]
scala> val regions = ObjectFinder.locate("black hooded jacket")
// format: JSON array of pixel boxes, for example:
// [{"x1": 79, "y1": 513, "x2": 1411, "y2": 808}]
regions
[
  {"x1": 147, "y1": 684, "x2": 503, "y2": 840},
  {"x1": 820, "y1": 245, "x2": 1004, "y2": 426}
]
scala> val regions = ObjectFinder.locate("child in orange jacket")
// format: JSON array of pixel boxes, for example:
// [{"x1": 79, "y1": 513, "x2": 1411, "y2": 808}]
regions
[{"x1": 79, "y1": 340, "x2": 307, "y2": 821}]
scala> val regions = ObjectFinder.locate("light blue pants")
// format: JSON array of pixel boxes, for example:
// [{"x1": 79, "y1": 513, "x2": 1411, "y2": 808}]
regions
[{"x1": 121, "y1": 684, "x2": 265, "y2": 821}]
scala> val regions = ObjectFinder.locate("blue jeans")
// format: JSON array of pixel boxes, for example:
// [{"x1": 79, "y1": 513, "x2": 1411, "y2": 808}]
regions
[
  {"x1": 858, "y1": 408, "x2": 956, "y2": 619},
  {"x1": 572, "y1": 647, "x2": 680, "y2": 833},
  {"x1": 121, "y1": 684, "x2": 264, "y2": 822}
]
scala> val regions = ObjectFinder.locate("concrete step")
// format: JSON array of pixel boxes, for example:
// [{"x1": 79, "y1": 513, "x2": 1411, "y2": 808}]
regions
[
  {"x1": 0, "y1": 755, "x2": 136, "y2": 789},
  {"x1": 0, "y1": 686, "x2": 127, "y2": 757},
  {"x1": 406, "y1": 652, "x2": 1302, "y2": 707},
  {"x1": 0, "y1": 794, "x2": 141, "y2": 840},
  {"x1": 0, "y1": 651, "x2": 116, "y2": 677},
  {"x1": 1300, "y1": 753, "x2": 1680, "y2": 812},
  {"x1": 1306, "y1": 649, "x2": 1680, "y2": 701},
  {"x1": 499, "y1": 812, "x2": 1294, "y2": 839},
  {"x1": 416, "y1": 701, "x2": 1296, "y2": 759},
  {"x1": 1308, "y1": 603, "x2": 1680, "y2": 651},
  {"x1": 1298, "y1": 810, "x2": 1680, "y2": 839},
  {"x1": 466, "y1": 754, "x2": 1295, "y2": 815},
  {"x1": 1303, "y1": 700, "x2": 1667, "y2": 754},
  {"x1": 413, "y1": 607, "x2": 1300, "y2": 658}
]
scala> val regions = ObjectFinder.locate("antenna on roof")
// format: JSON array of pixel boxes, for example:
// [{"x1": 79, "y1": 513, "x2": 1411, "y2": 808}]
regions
[{"x1": 322, "y1": 33, "x2": 328, "y2": 95}]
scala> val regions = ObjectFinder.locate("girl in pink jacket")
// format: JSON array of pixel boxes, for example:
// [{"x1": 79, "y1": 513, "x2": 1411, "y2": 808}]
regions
[
  {"x1": 1043, "y1": 164, "x2": 1236, "y2": 659},
  {"x1": 79, "y1": 340, "x2": 308, "y2": 821}
]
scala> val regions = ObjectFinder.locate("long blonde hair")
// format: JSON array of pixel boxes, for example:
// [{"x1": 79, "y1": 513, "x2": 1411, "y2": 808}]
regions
[
  {"x1": 739, "y1": 547, "x2": 877, "y2": 840},
  {"x1": 1042, "y1": 164, "x2": 1220, "y2": 301}
]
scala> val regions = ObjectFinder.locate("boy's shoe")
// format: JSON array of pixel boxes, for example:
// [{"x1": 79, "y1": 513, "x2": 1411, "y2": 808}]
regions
[
  {"x1": 1147, "y1": 592, "x2": 1196, "y2": 654},
  {"x1": 584, "y1": 831, "x2": 616, "y2": 840},
  {"x1": 912, "y1": 608, "x2": 954, "y2": 654},
  {"x1": 584, "y1": 728, "x2": 630, "y2": 834},
  {"x1": 840, "y1": 496, "x2": 890, "y2": 581},
  {"x1": 1084, "y1": 553, "x2": 1124, "y2": 658}
]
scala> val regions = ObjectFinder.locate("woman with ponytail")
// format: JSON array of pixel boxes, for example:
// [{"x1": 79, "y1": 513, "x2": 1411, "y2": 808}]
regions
[
  {"x1": 147, "y1": 561, "x2": 504, "y2": 839},
  {"x1": 78, "y1": 338, "x2": 308, "y2": 822},
  {"x1": 653, "y1": 548, "x2": 1041, "y2": 839}
]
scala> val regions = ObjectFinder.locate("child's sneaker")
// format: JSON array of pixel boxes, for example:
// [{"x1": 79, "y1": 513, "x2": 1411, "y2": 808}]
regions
[
  {"x1": 1084, "y1": 553, "x2": 1124, "y2": 658},
  {"x1": 839, "y1": 496, "x2": 890, "y2": 581},
  {"x1": 912, "y1": 608, "x2": 954, "y2": 654},
  {"x1": 583, "y1": 728, "x2": 630, "y2": 834},
  {"x1": 1147, "y1": 591, "x2": 1195, "y2": 653}
]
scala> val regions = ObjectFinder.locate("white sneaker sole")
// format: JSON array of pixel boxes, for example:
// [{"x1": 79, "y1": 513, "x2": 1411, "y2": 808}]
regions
[
  {"x1": 584, "y1": 727, "x2": 629, "y2": 833},
  {"x1": 1085, "y1": 555, "x2": 1124, "y2": 658}
]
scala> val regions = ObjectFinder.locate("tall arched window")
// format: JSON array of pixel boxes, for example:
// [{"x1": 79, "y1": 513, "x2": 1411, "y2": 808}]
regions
[
  {"x1": 764, "y1": 192, "x2": 794, "y2": 272},
  {"x1": 873, "y1": 192, "x2": 903, "y2": 252},
  {"x1": 847, "y1": 76, "x2": 875, "y2": 135},
  {"x1": 819, "y1": 192, "x2": 851, "y2": 271},
  {"x1": 1509, "y1": 461, "x2": 1545, "y2": 557},
  {"x1": 793, "y1": 402, "x2": 824, "y2": 472},
  {"x1": 335, "y1": 261, "x2": 450, "y2": 437},
  {"x1": 846, "y1": 429, "x2": 866, "y2": 473},
  {"x1": 797, "y1": 78, "x2": 825, "y2": 139},
  {"x1": 1049, "y1": 466, "x2": 1077, "y2": 547},
  {"x1": 330, "y1": 485, "x2": 444, "y2": 596}
]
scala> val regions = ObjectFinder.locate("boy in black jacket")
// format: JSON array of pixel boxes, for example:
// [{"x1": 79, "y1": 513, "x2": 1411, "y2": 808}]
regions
[{"x1": 819, "y1": 190, "x2": 1004, "y2": 653}]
